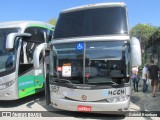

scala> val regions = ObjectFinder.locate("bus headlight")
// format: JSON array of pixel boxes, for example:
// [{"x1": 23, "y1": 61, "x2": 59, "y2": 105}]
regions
[
  {"x1": 0, "y1": 80, "x2": 15, "y2": 90},
  {"x1": 106, "y1": 96, "x2": 129, "y2": 103}
]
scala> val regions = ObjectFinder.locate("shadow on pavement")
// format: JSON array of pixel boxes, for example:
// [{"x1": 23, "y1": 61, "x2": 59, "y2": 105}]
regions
[
  {"x1": 129, "y1": 80, "x2": 160, "y2": 119},
  {"x1": 0, "y1": 91, "x2": 45, "y2": 108},
  {"x1": 130, "y1": 95, "x2": 141, "y2": 104}
]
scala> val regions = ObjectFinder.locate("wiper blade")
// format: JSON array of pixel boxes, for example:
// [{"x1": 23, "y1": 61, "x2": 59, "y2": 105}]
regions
[
  {"x1": 87, "y1": 81, "x2": 118, "y2": 85},
  {"x1": 51, "y1": 72, "x2": 78, "y2": 88},
  {"x1": 109, "y1": 81, "x2": 118, "y2": 85},
  {"x1": 53, "y1": 78, "x2": 92, "y2": 89},
  {"x1": 59, "y1": 79, "x2": 77, "y2": 88}
]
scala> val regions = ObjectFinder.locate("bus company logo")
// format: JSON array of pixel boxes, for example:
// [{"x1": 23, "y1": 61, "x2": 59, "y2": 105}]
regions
[
  {"x1": 19, "y1": 81, "x2": 34, "y2": 87},
  {"x1": 102, "y1": 89, "x2": 125, "y2": 96},
  {"x1": 108, "y1": 89, "x2": 125, "y2": 96},
  {"x1": 82, "y1": 95, "x2": 87, "y2": 101}
]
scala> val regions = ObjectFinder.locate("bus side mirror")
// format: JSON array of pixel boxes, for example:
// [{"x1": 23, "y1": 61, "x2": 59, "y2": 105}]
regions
[
  {"x1": 130, "y1": 37, "x2": 142, "y2": 66},
  {"x1": 33, "y1": 43, "x2": 49, "y2": 69},
  {"x1": 6, "y1": 33, "x2": 31, "y2": 50}
]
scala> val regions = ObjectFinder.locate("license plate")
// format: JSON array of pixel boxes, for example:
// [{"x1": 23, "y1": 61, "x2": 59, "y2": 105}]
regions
[{"x1": 77, "y1": 105, "x2": 92, "y2": 112}]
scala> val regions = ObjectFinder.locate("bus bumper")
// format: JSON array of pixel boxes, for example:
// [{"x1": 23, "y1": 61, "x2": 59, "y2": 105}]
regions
[
  {"x1": 50, "y1": 97, "x2": 130, "y2": 113},
  {"x1": 0, "y1": 82, "x2": 18, "y2": 100}
]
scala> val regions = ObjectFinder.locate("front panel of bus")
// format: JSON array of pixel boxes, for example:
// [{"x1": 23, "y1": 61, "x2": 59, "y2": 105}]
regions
[
  {"x1": 49, "y1": 40, "x2": 131, "y2": 112},
  {"x1": 49, "y1": 4, "x2": 131, "y2": 112},
  {"x1": 17, "y1": 27, "x2": 48, "y2": 99}
]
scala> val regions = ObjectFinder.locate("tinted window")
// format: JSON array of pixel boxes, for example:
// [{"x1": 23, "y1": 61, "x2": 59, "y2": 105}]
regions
[
  {"x1": 0, "y1": 28, "x2": 19, "y2": 76},
  {"x1": 50, "y1": 41, "x2": 130, "y2": 85},
  {"x1": 54, "y1": 7, "x2": 128, "y2": 39},
  {"x1": 48, "y1": 30, "x2": 53, "y2": 42},
  {"x1": 19, "y1": 27, "x2": 46, "y2": 75},
  {"x1": 51, "y1": 43, "x2": 84, "y2": 84},
  {"x1": 85, "y1": 41, "x2": 127, "y2": 84},
  {"x1": 25, "y1": 27, "x2": 47, "y2": 43}
]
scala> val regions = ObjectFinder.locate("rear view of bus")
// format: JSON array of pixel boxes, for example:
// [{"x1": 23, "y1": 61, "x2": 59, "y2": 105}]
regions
[
  {"x1": 0, "y1": 21, "x2": 54, "y2": 100},
  {"x1": 34, "y1": 3, "x2": 141, "y2": 113}
]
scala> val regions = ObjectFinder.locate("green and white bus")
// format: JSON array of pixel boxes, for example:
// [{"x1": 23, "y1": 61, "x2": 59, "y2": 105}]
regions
[
  {"x1": 33, "y1": 3, "x2": 141, "y2": 113},
  {"x1": 1, "y1": 21, "x2": 54, "y2": 100}
]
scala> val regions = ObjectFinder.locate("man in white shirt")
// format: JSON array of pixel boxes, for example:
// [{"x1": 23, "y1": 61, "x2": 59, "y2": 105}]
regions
[{"x1": 142, "y1": 64, "x2": 148, "y2": 92}]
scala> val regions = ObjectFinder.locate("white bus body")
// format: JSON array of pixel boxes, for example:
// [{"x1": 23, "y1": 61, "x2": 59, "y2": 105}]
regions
[
  {"x1": 33, "y1": 3, "x2": 141, "y2": 113},
  {"x1": 0, "y1": 21, "x2": 54, "y2": 100}
]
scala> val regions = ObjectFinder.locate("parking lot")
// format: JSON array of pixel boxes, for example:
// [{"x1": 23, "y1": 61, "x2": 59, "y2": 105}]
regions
[{"x1": 0, "y1": 80, "x2": 160, "y2": 120}]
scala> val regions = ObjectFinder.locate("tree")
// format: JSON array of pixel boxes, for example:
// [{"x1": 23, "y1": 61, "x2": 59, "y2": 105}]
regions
[
  {"x1": 130, "y1": 24, "x2": 158, "y2": 50},
  {"x1": 130, "y1": 24, "x2": 158, "y2": 66},
  {"x1": 48, "y1": 18, "x2": 57, "y2": 26}
]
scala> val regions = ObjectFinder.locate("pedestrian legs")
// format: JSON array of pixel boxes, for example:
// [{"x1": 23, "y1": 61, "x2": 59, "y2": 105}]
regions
[
  {"x1": 133, "y1": 80, "x2": 138, "y2": 92},
  {"x1": 143, "y1": 79, "x2": 148, "y2": 92},
  {"x1": 151, "y1": 80, "x2": 158, "y2": 97},
  {"x1": 153, "y1": 86, "x2": 157, "y2": 97},
  {"x1": 133, "y1": 81, "x2": 136, "y2": 91},
  {"x1": 136, "y1": 80, "x2": 139, "y2": 91}
]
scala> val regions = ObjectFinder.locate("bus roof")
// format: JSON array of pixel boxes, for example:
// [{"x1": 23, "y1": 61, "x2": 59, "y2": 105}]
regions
[
  {"x1": 0, "y1": 21, "x2": 54, "y2": 31},
  {"x1": 61, "y1": 2, "x2": 126, "y2": 14}
]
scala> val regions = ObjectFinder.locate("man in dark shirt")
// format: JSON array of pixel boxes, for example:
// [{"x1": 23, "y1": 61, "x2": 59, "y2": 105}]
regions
[{"x1": 148, "y1": 60, "x2": 160, "y2": 97}]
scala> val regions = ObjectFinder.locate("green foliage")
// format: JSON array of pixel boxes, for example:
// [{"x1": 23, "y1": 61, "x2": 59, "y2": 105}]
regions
[
  {"x1": 48, "y1": 18, "x2": 57, "y2": 26},
  {"x1": 130, "y1": 24, "x2": 158, "y2": 67},
  {"x1": 148, "y1": 28, "x2": 160, "y2": 43},
  {"x1": 130, "y1": 24, "x2": 158, "y2": 49}
]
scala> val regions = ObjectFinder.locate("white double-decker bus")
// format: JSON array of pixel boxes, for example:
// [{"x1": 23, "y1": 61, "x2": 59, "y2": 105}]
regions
[
  {"x1": 33, "y1": 3, "x2": 141, "y2": 113},
  {"x1": 1, "y1": 21, "x2": 54, "y2": 100}
]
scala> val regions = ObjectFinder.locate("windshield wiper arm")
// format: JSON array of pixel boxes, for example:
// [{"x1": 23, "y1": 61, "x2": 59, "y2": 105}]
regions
[
  {"x1": 108, "y1": 81, "x2": 118, "y2": 85},
  {"x1": 59, "y1": 79, "x2": 77, "y2": 88},
  {"x1": 52, "y1": 71, "x2": 77, "y2": 88},
  {"x1": 88, "y1": 81, "x2": 118, "y2": 85}
]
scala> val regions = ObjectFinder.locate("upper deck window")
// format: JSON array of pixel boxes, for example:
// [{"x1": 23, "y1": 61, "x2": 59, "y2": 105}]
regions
[{"x1": 54, "y1": 6, "x2": 128, "y2": 39}]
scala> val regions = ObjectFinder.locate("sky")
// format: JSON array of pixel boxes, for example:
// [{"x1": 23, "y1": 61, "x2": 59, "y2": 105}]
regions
[{"x1": 0, "y1": 0, "x2": 160, "y2": 28}]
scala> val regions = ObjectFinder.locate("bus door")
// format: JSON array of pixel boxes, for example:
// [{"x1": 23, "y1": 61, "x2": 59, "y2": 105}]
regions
[
  {"x1": 18, "y1": 41, "x2": 45, "y2": 98},
  {"x1": 18, "y1": 41, "x2": 36, "y2": 98}
]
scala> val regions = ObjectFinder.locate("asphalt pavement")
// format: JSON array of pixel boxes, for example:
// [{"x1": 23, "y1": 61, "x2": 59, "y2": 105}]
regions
[{"x1": 130, "y1": 79, "x2": 160, "y2": 111}]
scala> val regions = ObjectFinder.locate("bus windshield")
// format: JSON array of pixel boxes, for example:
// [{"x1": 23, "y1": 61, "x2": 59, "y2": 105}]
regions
[
  {"x1": 0, "y1": 28, "x2": 19, "y2": 73},
  {"x1": 54, "y1": 6, "x2": 128, "y2": 39},
  {"x1": 51, "y1": 41, "x2": 129, "y2": 85}
]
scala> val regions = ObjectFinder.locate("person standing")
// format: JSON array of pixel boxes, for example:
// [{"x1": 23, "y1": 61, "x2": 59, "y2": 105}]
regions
[
  {"x1": 142, "y1": 64, "x2": 148, "y2": 92},
  {"x1": 132, "y1": 66, "x2": 139, "y2": 92},
  {"x1": 148, "y1": 60, "x2": 160, "y2": 97}
]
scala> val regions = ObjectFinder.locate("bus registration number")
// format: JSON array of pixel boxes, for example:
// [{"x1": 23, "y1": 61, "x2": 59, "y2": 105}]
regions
[{"x1": 77, "y1": 105, "x2": 92, "y2": 112}]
